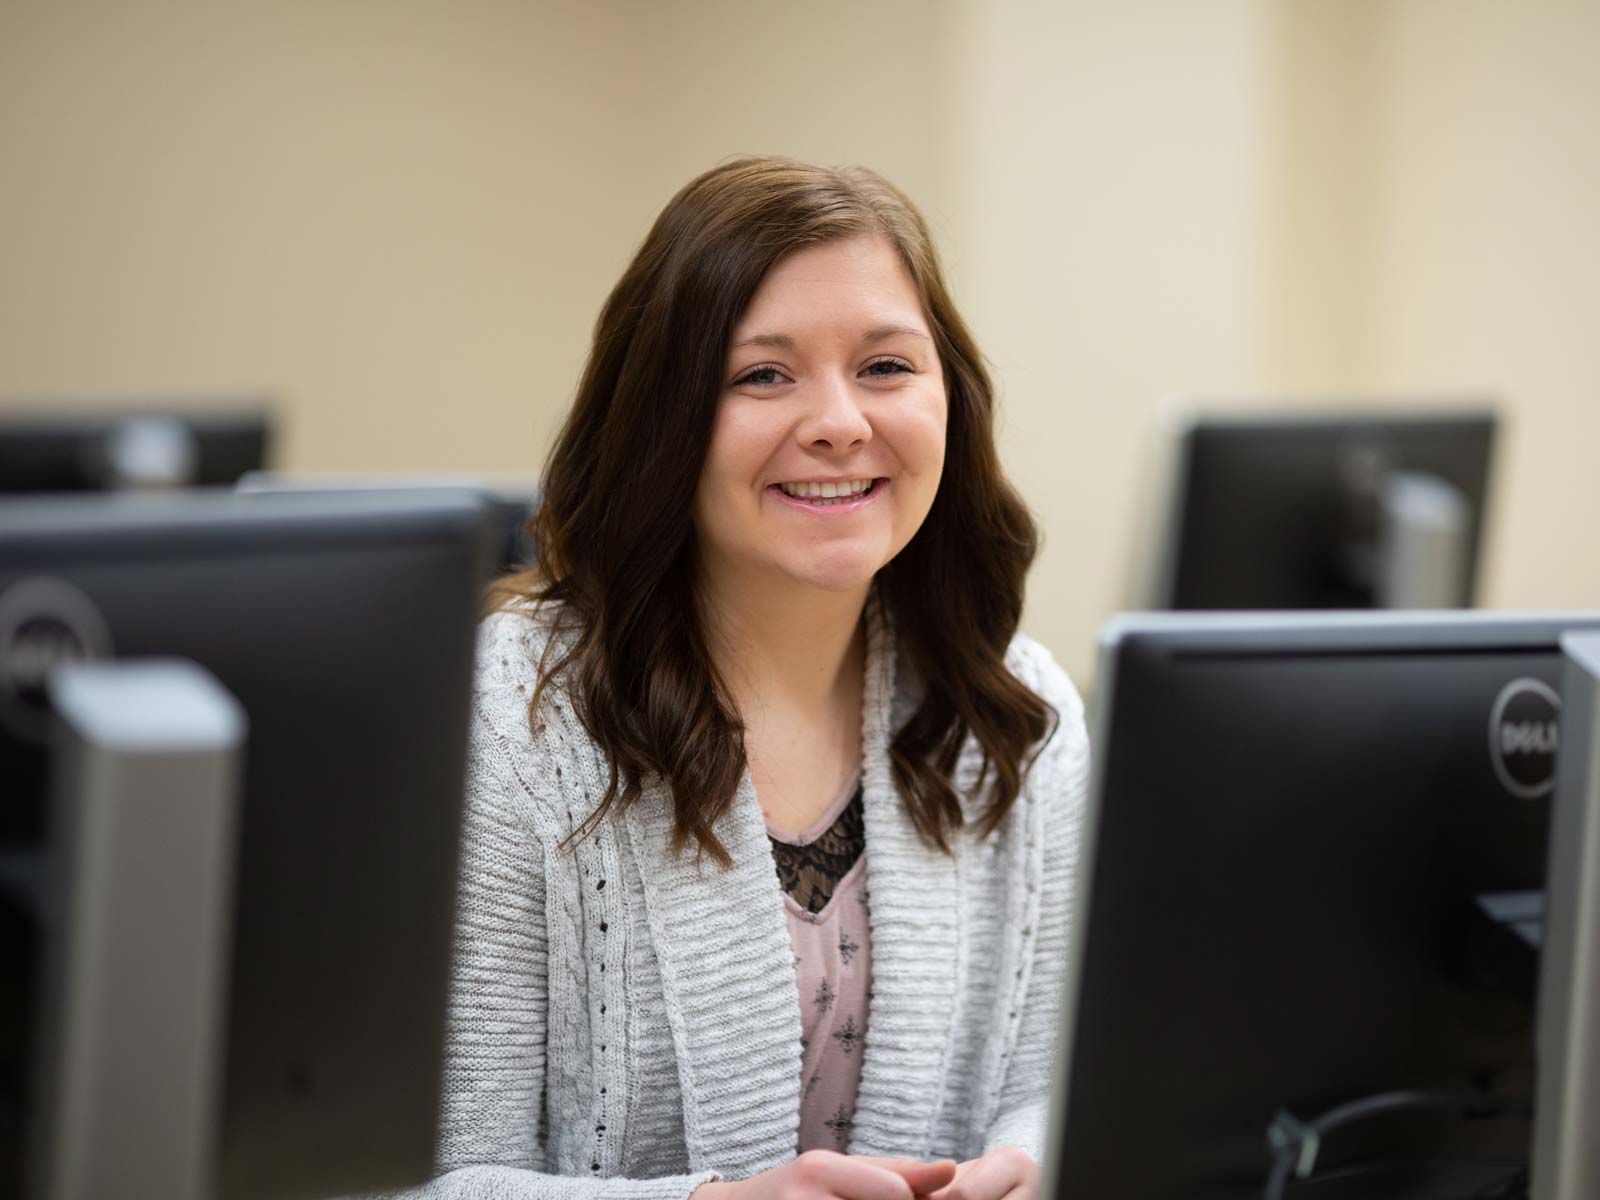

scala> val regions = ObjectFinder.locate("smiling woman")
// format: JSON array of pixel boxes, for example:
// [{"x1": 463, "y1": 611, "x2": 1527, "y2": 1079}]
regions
[
  {"x1": 696, "y1": 234, "x2": 947, "y2": 605},
  {"x1": 432, "y1": 158, "x2": 1089, "y2": 1200}
]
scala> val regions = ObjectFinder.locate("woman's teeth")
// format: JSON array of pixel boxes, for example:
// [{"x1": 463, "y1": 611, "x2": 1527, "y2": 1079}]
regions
[{"x1": 777, "y1": 478, "x2": 874, "y2": 503}]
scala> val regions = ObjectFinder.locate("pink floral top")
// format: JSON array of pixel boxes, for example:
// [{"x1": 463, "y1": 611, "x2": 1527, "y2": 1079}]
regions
[{"x1": 767, "y1": 771, "x2": 872, "y2": 1153}]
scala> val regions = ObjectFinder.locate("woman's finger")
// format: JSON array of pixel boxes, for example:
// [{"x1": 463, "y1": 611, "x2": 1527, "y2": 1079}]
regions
[
  {"x1": 808, "y1": 1154, "x2": 921, "y2": 1200},
  {"x1": 923, "y1": 1150, "x2": 1028, "y2": 1200},
  {"x1": 854, "y1": 1157, "x2": 959, "y2": 1195},
  {"x1": 920, "y1": 1159, "x2": 968, "y2": 1200}
]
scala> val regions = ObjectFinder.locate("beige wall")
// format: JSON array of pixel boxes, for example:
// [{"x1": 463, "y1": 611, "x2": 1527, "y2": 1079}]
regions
[
  {"x1": 1354, "y1": 0, "x2": 1600, "y2": 613},
  {"x1": 0, "y1": 1, "x2": 657, "y2": 472},
  {"x1": 2, "y1": 1, "x2": 1595, "y2": 684},
  {"x1": 938, "y1": 0, "x2": 1282, "y2": 678},
  {"x1": 1259, "y1": 0, "x2": 1600, "y2": 621}
]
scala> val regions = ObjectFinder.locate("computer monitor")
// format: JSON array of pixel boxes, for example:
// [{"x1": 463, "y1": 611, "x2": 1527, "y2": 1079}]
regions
[
  {"x1": 0, "y1": 489, "x2": 496, "y2": 1198},
  {"x1": 1148, "y1": 409, "x2": 1497, "y2": 610},
  {"x1": 1046, "y1": 611, "x2": 1600, "y2": 1199},
  {"x1": 0, "y1": 401, "x2": 274, "y2": 493},
  {"x1": 235, "y1": 470, "x2": 540, "y2": 573}
]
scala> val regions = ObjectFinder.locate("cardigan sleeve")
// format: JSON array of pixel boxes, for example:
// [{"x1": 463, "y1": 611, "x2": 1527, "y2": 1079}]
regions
[
  {"x1": 371, "y1": 668, "x2": 720, "y2": 1200},
  {"x1": 981, "y1": 638, "x2": 1090, "y2": 1163}
]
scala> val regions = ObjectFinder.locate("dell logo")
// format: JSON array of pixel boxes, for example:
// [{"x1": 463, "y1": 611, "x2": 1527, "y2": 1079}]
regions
[
  {"x1": 1500, "y1": 719, "x2": 1558, "y2": 757},
  {"x1": 0, "y1": 576, "x2": 114, "y2": 742},
  {"x1": 1489, "y1": 678, "x2": 1562, "y2": 800}
]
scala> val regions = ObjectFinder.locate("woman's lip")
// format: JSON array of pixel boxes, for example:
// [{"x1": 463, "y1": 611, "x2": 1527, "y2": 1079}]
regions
[
  {"x1": 767, "y1": 477, "x2": 889, "y2": 514},
  {"x1": 774, "y1": 476, "x2": 880, "y2": 486}
]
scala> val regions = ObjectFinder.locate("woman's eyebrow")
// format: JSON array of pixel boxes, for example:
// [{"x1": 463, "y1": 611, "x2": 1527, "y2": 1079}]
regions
[
  {"x1": 731, "y1": 332, "x2": 794, "y2": 351},
  {"x1": 862, "y1": 324, "x2": 932, "y2": 344}
]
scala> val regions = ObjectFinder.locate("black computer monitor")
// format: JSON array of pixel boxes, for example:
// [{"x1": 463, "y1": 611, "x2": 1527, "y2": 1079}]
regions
[
  {"x1": 0, "y1": 489, "x2": 495, "y2": 1198},
  {"x1": 1047, "y1": 611, "x2": 1600, "y2": 1199},
  {"x1": 0, "y1": 401, "x2": 274, "y2": 493},
  {"x1": 1150, "y1": 409, "x2": 1497, "y2": 610},
  {"x1": 234, "y1": 471, "x2": 540, "y2": 573}
]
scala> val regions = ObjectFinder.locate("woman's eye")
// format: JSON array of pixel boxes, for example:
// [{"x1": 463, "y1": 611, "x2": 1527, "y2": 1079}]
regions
[
  {"x1": 735, "y1": 366, "x2": 785, "y2": 387},
  {"x1": 863, "y1": 358, "x2": 914, "y2": 378}
]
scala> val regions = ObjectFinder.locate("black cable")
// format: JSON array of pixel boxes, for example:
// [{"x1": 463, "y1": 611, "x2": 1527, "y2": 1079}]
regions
[
  {"x1": 1267, "y1": 1155, "x2": 1528, "y2": 1200},
  {"x1": 1262, "y1": 1088, "x2": 1532, "y2": 1200}
]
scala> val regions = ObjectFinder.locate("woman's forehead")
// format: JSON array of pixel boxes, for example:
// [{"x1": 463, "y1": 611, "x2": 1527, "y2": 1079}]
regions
[{"x1": 731, "y1": 235, "x2": 928, "y2": 344}]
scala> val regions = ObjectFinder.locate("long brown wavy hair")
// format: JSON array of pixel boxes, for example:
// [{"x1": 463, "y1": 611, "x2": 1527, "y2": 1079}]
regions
[{"x1": 490, "y1": 156, "x2": 1054, "y2": 867}]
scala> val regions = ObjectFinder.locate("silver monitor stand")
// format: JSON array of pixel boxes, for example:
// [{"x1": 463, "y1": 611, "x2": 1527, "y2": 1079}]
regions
[
  {"x1": 1374, "y1": 470, "x2": 1472, "y2": 608},
  {"x1": 32, "y1": 659, "x2": 244, "y2": 1200},
  {"x1": 1533, "y1": 631, "x2": 1600, "y2": 1199}
]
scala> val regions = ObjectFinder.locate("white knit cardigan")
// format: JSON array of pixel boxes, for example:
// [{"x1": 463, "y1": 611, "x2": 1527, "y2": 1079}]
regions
[{"x1": 408, "y1": 592, "x2": 1088, "y2": 1199}]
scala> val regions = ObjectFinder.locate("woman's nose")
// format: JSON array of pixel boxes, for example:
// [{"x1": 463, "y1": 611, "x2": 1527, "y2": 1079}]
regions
[{"x1": 797, "y1": 373, "x2": 873, "y2": 450}]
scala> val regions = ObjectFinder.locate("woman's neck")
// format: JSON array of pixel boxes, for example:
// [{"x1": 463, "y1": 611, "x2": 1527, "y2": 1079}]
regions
[{"x1": 699, "y1": 576, "x2": 870, "y2": 721}]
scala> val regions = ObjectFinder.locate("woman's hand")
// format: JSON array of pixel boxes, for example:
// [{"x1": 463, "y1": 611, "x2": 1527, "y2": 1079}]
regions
[
  {"x1": 922, "y1": 1147, "x2": 1039, "y2": 1200},
  {"x1": 694, "y1": 1152, "x2": 957, "y2": 1200}
]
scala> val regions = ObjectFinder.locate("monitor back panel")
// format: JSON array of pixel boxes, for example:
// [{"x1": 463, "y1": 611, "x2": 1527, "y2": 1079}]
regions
[
  {"x1": 1054, "y1": 621, "x2": 1589, "y2": 1197},
  {"x1": 0, "y1": 493, "x2": 489, "y2": 1198},
  {"x1": 1168, "y1": 414, "x2": 1494, "y2": 609}
]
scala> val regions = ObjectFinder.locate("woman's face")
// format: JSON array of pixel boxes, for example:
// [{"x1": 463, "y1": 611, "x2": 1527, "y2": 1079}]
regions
[{"x1": 692, "y1": 234, "x2": 948, "y2": 600}]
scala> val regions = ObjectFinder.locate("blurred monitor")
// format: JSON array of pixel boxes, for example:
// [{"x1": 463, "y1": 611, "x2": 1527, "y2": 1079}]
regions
[
  {"x1": 1047, "y1": 611, "x2": 1600, "y2": 1199},
  {"x1": 0, "y1": 400, "x2": 274, "y2": 494},
  {"x1": 236, "y1": 470, "x2": 539, "y2": 573},
  {"x1": 1148, "y1": 409, "x2": 1497, "y2": 610},
  {"x1": 0, "y1": 489, "x2": 495, "y2": 1198}
]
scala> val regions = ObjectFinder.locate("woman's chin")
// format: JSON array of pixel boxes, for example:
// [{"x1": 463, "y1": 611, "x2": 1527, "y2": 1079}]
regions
[{"x1": 777, "y1": 558, "x2": 883, "y2": 596}]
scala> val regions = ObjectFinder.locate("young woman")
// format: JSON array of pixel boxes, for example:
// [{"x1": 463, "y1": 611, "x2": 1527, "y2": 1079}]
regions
[{"x1": 427, "y1": 157, "x2": 1088, "y2": 1200}]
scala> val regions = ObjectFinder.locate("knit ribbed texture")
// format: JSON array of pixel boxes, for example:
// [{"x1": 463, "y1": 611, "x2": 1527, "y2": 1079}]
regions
[{"x1": 382, "y1": 592, "x2": 1088, "y2": 1198}]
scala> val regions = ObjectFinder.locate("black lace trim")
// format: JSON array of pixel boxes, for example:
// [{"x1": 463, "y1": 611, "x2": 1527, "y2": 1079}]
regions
[{"x1": 769, "y1": 783, "x2": 865, "y2": 914}]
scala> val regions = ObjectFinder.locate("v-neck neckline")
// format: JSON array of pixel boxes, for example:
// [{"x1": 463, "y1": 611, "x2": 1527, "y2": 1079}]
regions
[{"x1": 765, "y1": 768, "x2": 863, "y2": 845}]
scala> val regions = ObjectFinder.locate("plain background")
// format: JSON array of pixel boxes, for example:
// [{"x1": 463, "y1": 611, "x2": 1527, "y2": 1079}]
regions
[{"x1": 2, "y1": 0, "x2": 1595, "y2": 686}]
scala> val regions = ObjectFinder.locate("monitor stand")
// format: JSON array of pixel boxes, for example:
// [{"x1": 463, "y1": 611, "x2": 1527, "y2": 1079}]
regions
[
  {"x1": 1374, "y1": 470, "x2": 1471, "y2": 608},
  {"x1": 1533, "y1": 631, "x2": 1600, "y2": 1199},
  {"x1": 30, "y1": 660, "x2": 243, "y2": 1200}
]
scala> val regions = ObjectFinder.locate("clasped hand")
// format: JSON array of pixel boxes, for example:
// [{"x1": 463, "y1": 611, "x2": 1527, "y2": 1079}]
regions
[{"x1": 694, "y1": 1146, "x2": 1038, "y2": 1200}]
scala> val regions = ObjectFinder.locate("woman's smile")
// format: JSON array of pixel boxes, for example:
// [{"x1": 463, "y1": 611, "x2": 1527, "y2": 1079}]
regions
[{"x1": 768, "y1": 477, "x2": 889, "y2": 513}]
